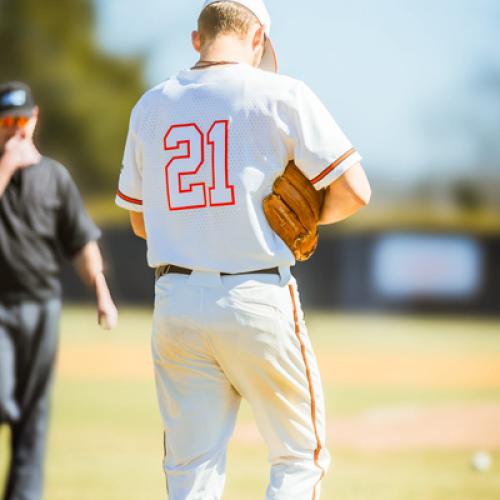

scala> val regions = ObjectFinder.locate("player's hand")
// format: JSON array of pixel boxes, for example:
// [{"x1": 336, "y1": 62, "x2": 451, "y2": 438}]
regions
[
  {"x1": 1, "y1": 131, "x2": 42, "y2": 172},
  {"x1": 98, "y1": 298, "x2": 118, "y2": 331}
]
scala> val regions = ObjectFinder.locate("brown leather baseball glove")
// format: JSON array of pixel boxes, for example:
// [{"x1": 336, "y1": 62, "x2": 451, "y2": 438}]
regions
[{"x1": 263, "y1": 161, "x2": 325, "y2": 261}]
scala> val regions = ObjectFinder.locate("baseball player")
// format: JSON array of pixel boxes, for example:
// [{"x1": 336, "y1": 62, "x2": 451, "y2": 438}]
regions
[
  {"x1": 0, "y1": 81, "x2": 118, "y2": 500},
  {"x1": 115, "y1": 1, "x2": 371, "y2": 499}
]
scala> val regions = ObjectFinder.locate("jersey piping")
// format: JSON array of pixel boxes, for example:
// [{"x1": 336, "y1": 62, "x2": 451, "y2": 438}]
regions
[
  {"x1": 311, "y1": 148, "x2": 357, "y2": 186},
  {"x1": 117, "y1": 190, "x2": 143, "y2": 205}
]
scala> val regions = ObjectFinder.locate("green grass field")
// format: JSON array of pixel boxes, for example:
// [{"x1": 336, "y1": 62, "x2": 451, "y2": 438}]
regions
[{"x1": 1, "y1": 307, "x2": 500, "y2": 499}]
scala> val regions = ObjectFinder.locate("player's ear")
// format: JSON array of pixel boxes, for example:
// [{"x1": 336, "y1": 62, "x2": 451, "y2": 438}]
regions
[
  {"x1": 192, "y1": 31, "x2": 201, "y2": 53},
  {"x1": 25, "y1": 106, "x2": 39, "y2": 138},
  {"x1": 251, "y1": 25, "x2": 265, "y2": 51}
]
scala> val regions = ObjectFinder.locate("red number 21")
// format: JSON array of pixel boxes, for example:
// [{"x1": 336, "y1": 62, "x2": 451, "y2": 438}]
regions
[{"x1": 164, "y1": 120, "x2": 235, "y2": 211}]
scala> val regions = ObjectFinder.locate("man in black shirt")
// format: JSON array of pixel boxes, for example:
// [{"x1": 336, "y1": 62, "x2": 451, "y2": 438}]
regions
[{"x1": 0, "y1": 81, "x2": 118, "y2": 500}]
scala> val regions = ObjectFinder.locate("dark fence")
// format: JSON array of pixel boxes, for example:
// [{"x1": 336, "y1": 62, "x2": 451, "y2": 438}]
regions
[{"x1": 61, "y1": 227, "x2": 500, "y2": 316}]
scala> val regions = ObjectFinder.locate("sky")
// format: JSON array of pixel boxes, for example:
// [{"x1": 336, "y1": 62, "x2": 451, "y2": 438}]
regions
[{"x1": 95, "y1": 0, "x2": 500, "y2": 187}]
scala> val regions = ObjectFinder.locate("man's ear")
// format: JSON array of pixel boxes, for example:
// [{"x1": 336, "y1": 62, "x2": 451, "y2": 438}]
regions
[
  {"x1": 192, "y1": 31, "x2": 201, "y2": 53},
  {"x1": 252, "y1": 25, "x2": 266, "y2": 50},
  {"x1": 25, "y1": 105, "x2": 39, "y2": 139}
]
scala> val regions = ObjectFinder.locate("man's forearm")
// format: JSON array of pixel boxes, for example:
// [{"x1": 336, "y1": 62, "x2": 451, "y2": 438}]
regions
[
  {"x1": 318, "y1": 163, "x2": 371, "y2": 225},
  {"x1": 73, "y1": 241, "x2": 112, "y2": 316},
  {"x1": 318, "y1": 195, "x2": 368, "y2": 225},
  {"x1": 73, "y1": 241, "x2": 118, "y2": 330},
  {"x1": 73, "y1": 240, "x2": 104, "y2": 286},
  {"x1": 0, "y1": 159, "x2": 15, "y2": 198}
]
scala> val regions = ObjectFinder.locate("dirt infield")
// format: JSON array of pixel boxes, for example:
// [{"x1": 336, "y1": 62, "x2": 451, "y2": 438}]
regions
[
  {"x1": 318, "y1": 353, "x2": 500, "y2": 389},
  {"x1": 232, "y1": 403, "x2": 500, "y2": 451},
  {"x1": 57, "y1": 342, "x2": 154, "y2": 379},
  {"x1": 45, "y1": 311, "x2": 500, "y2": 499},
  {"x1": 56, "y1": 342, "x2": 500, "y2": 452},
  {"x1": 57, "y1": 343, "x2": 500, "y2": 389},
  {"x1": 329, "y1": 403, "x2": 500, "y2": 451},
  {"x1": 56, "y1": 309, "x2": 500, "y2": 456}
]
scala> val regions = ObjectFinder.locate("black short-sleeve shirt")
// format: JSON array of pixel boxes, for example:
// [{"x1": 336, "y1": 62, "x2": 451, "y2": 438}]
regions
[{"x1": 0, "y1": 157, "x2": 101, "y2": 302}]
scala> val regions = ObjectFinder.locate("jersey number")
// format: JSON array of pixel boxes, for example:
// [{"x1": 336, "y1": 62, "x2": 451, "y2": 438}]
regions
[{"x1": 164, "y1": 121, "x2": 235, "y2": 211}]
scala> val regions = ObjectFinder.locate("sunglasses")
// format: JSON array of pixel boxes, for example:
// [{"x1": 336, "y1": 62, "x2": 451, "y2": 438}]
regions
[{"x1": 0, "y1": 116, "x2": 30, "y2": 128}]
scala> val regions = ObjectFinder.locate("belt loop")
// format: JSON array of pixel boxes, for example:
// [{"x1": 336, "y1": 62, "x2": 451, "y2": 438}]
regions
[
  {"x1": 154, "y1": 266, "x2": 161, "y2": 282},
  {"x1": 155, "y1": 264, "x2": 171, "y2": 281}
]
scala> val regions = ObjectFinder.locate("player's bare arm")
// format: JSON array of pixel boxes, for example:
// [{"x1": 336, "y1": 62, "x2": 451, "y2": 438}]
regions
[
  {"x1": 319, "y1": 162, "x2": 371, "y2": 225},
  {"x1": 129, "y1": 211, "x2": 146, "y2": 240},
  {"x1": 72, "y1": 241, "x2": 118, "y2": 330}
]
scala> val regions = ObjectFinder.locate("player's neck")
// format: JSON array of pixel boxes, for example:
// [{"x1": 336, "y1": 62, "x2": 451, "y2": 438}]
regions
[{"x1": 199, "y1": 35, "x2": 254, "y2": 67}]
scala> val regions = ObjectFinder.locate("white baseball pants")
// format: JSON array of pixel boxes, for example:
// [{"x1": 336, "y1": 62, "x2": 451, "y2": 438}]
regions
[{"x1": 152, "y1": 270, "x2": 330, "y2": 500}]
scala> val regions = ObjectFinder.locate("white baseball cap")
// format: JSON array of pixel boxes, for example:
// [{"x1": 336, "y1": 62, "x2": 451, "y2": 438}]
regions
[{"x1": 200, "y1": 0, "x2": 278, "y2": 73}]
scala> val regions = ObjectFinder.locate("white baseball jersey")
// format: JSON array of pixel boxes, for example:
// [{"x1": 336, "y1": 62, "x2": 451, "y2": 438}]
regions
[{"x1": 115, "y1": 63, "x2": 361, "y2": 272}]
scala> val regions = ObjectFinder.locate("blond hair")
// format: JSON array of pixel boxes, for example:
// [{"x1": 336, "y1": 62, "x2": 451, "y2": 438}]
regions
[{"x1": 198, "y1": 2, "x2": 260, "y2": 45}]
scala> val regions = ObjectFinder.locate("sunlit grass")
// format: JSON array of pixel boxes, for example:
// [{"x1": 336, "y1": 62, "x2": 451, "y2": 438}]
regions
[{"x1": 1, "y1": 307, "x2": 499, "y2": 499}]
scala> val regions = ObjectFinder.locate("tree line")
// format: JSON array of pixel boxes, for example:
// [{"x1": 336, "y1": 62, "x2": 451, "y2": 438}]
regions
[{"x1": 0, "y1": 0, "x2": 145, "y2": 192}]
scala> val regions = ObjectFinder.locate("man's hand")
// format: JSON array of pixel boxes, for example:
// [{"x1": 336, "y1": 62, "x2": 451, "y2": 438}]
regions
[
  {"x1": 0, "y1": 131, "x2": 42, "y2": 197},
  {"x1": 96, "y1": 273, "x2": 118, "y2": 330},
  {"x1": 1, "y1": 131, "x2": 42, "y2": 172}
]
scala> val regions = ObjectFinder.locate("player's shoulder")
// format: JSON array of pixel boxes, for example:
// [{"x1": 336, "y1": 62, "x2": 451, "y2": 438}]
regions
[
  {"x1": 138, "y1": 80, "x2": 169, "y2": 103},
  {"x1": 242, "y1": 66, "x2": 312, "y2": 103},
  {"x1": 131, "y1": 81, "x2": 166, "y2": 115},
  {"x1": 250, "y1": 66, "x2": 302, "y2": 86},
  {"x1": 128, "y1": 78, "x2": 177, "y2": 130}
]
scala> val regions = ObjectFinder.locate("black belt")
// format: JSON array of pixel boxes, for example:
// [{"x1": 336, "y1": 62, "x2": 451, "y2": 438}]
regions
[{"x1": 155, "y1": 264, "x2": 280, "y2": 280}]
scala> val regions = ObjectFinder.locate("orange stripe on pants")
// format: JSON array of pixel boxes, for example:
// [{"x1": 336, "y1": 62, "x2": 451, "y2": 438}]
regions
[{"x1": 288, "y1": 284, "x2": 325, "y2": 500}]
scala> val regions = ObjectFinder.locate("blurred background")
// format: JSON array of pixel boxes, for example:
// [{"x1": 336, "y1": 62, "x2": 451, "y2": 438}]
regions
[{"x1": 1, "y1": 0, "x2": 499, "y2": 499}]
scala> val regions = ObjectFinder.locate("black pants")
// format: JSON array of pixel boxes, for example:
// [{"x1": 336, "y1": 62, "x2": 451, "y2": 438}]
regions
[{"x1": 0, "y1": 299, "x2": 61, "y2": 500}]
